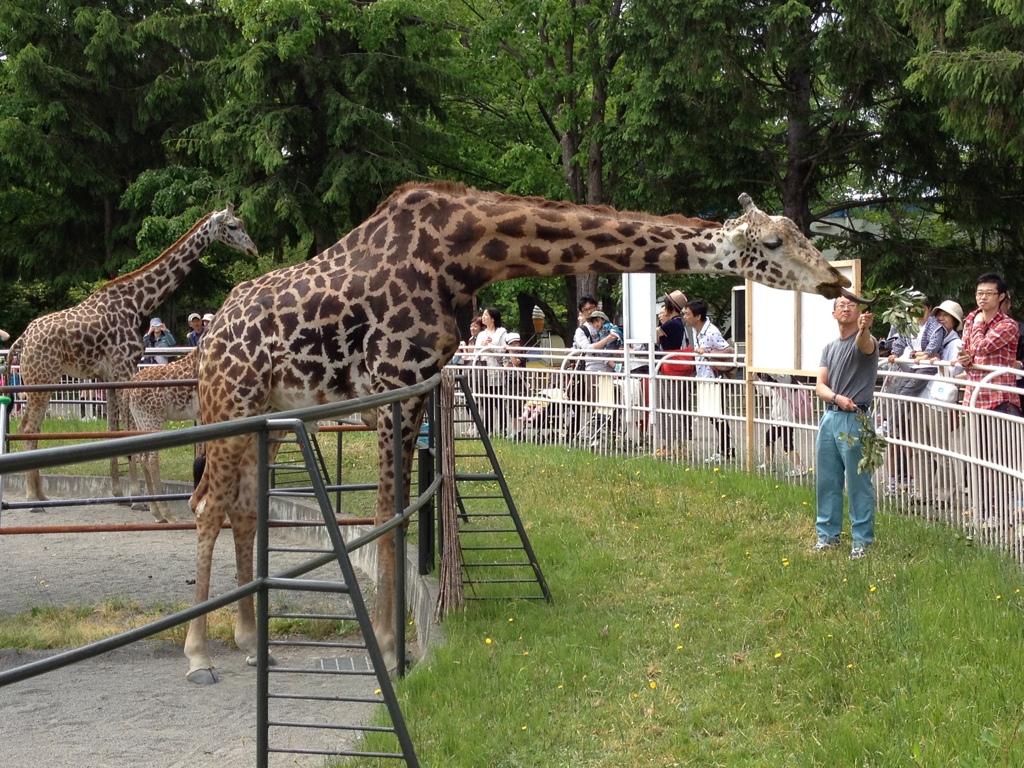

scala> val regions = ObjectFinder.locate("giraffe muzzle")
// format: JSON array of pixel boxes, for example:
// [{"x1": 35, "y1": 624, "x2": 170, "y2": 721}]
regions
[{"x1": 839, "y1": 287, "x2": 879, "y2": 306}]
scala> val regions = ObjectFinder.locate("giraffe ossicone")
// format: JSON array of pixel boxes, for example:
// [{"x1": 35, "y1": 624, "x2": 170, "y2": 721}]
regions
[
  {"x1": 185, "y1": 181, "x2": 852, "y2": 684},
  {"x1": 10, "y1": 206, "x2": 256, "y2": 511}
]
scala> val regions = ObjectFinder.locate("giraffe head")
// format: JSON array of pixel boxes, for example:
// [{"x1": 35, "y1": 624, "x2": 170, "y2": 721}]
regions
[
  {"x1": 721, "y1": 194, "x2": 866, "y2": 302},
  {"x1": 209, "y1": 204, "x2": 259, "y2": 256}
]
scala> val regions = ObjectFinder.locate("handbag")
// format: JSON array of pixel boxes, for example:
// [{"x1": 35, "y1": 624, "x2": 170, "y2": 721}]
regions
[
  {"x1": 927, "y1": 379, "x2": 960, "y2": 403},
  {"x1": 662, "y1": 347, "x2": 696, "y2": 377}
]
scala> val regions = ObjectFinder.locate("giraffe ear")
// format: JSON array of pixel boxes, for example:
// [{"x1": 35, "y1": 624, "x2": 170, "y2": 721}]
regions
[
  {"x1": 738, "y1": 193, "x2": 758, "y2": 214},
  {"x1": 724, "y1": 222, "x2": 749, "y2": 248}
]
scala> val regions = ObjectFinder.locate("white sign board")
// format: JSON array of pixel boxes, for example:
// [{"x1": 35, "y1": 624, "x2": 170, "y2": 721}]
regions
[{"x1": 747, "y1": 260, "x2": 860, "y2": 375}]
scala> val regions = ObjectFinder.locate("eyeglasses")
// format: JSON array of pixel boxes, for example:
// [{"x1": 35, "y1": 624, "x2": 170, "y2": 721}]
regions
[
  {"x1": 976, "y1": 290, "x2": 1000, "y2": 297},
  {"x1": 834, "y1": 303, "x2": 858, "y2": 311}
]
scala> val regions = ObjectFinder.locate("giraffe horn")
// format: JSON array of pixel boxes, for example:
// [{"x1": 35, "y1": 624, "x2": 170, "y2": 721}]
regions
[
  {"x1": 738, "y1": 193, "x2": 758, "y2": 214},
  {"x1": 225, "y1": 202, "x2": 235, "y2": 214},
  {"x1": 840, "y1": 287, "x2": 879, "y2": 306}
]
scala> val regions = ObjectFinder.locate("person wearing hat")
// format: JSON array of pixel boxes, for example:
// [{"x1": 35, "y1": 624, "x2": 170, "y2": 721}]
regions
[
  {"x1": 652, "y1": 290, "x2": 692, "y2": 458},
  {"x1": 503, "y1": 332, "x2": 525, "y2": 367},
  {"x1": 926, "y1": 299, "x2": 965, "y2": 372},
  {"x1": 142, "y1": 317, "x2": 176, "y2": 365},
  {"x1": 574, "y1": 311, "x2": 621, "y2": 374},
  {"x1": 918, "y1": 299, "x2": 966, "y2": 507},
  {"x1": 186, "y1": 312, "x2": 204, "y2": 346},
  {"x1": 881, "y1": 292, "x2": 947, "y2": 496}
]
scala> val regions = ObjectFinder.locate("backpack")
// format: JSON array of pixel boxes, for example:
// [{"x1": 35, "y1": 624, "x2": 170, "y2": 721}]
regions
[{"x1": 787, "y1": 387, "x2": 813, "y2": 423}]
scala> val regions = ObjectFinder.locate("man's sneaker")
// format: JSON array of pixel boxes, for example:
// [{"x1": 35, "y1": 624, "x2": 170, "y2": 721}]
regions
[
  {"x1": 786, "y1": 466, "x2": 808, "y2": 477},
  {"x1": 810, "y1": 540, "x2": 837, "y2": 553},
  {"x1": 756, "y1": 462, "x2": 768, "y2": 471},
  {"x1": 849, "y1": 544, "x2": 867, "y2": 560},
  {"x1": 704, "y1": 452, "x2": 723, "y2": 464}
]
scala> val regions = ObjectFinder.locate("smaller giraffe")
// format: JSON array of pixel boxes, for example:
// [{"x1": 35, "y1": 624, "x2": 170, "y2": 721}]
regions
[
  {"x1": 8, "y1": 206, "x2": 256, "y2": 510},
  {"x1": 124, "y1": 349, "x2": 200, "y2": 523}
]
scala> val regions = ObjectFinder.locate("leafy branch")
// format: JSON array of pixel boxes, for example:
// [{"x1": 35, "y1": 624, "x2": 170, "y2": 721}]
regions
[
  {"x1": 839, "y1": 411, "x2": 886, "y2": 475},
  {"x1": 861, "y1": 278, "x2": 927, "y2": 341}
]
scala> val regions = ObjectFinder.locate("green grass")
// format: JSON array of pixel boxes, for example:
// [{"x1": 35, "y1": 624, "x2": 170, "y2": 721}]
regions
[
  {"x1": 9, "y1": 415, "x2": 199, "y2": 481},
  {"x1": 10, "y1": 420, "x2": 1024, "y2": 764},
  {"x1": 351, "y1": 442, "x2": 1024, "y2": 767}
]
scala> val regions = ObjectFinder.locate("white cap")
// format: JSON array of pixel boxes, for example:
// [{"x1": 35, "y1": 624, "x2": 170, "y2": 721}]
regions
[
  {"x1": 202, "y1": 313, "x2": 215, "y2": 322},
  {"x1": 149, "y1": 318, "x2": 163, "y2": 328},
  {"x1": 187, "y1": 312, "x2": 200, "y2": 322},
  {"x1": 506, "y1": 332, "x2": 521, "y2": 343}
]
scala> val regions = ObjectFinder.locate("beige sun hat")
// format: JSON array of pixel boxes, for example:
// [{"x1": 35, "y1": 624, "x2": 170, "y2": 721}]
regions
[
  {"x1": 663, "y1": 290, "x2": 688, "y2": 313},
  {"x1": 932, "y1": 299, "x2": 964, "y2": 330}
]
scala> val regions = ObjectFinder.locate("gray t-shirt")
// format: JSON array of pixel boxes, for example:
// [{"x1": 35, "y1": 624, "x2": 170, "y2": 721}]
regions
[{"x1": 820, "y1": 332, "x2": 878, "y2": 406}]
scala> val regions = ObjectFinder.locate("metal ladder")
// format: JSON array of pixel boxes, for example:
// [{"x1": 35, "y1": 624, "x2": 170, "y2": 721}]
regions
[
  {"x1": 450, "y1": 376, "x2": 552, "y2": 603},
  {"x1": 254, "y1": 419, "x2": 419, "y2": 767}
]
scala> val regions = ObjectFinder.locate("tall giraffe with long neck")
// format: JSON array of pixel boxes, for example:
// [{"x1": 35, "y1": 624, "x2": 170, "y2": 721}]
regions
[
  {"x1": 10, "y1": 206, "x2": 256, "y2": 509},
  {"x1": 185, "y1": 182, "x2": 864, "y2": 684}
]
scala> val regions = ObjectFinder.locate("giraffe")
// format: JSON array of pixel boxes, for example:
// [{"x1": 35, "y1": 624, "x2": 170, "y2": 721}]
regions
[
  {"x1": 124, "y1": 348, "x2": 200, "y2": 523},
  {"x1": 9, "y1": 206, "x2": 256, "y2": 511},
  {"x1": 185, "y1": 181, "x2": 866, "y2": 684}
]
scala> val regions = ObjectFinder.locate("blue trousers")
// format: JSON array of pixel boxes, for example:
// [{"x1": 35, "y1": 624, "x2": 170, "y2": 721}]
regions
[{"x1": 815, "y1": 410, "x2": 876, "y2": 546}]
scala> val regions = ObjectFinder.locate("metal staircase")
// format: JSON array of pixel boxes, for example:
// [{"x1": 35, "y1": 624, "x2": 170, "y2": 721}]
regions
[
  {"x1": 449, "y1": 376, "x2": 552, "y2": 603},
  {"x1": 254, "y1": 419, "x2": 419, "y2": 766}
]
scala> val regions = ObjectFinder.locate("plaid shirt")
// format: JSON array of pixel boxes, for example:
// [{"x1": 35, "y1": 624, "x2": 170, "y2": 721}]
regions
[{"x1": 961, "y1": 308, "x2": 1021, "y2": 410}]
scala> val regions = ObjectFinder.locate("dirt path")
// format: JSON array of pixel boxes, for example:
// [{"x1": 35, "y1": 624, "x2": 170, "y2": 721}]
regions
[{"x1": 0, "y1": 499, "x2": 389, "y2": 768}]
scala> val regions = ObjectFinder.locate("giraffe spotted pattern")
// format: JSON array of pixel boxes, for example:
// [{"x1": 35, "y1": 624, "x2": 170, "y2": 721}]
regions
[
  {"x1": 10, "y1": 206, "x2": 256, "y2": 508},
  {"x1": 183, "y1": 182, "x2": 853, "y2": 683}
]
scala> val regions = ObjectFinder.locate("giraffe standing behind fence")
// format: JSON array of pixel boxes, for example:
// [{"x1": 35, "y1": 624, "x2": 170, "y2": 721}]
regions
[
  {"x1": 183, "y1": 181, "x2": 868, "y2": 685},
  {"x1": 8, "y1": 207, "x2": 256, "y2": 511},
  {"x1": 125, "y1": 349, "x2": 201, "y2": 523}
]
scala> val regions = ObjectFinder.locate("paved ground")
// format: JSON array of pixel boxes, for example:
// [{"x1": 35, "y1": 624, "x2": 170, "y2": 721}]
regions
[{"x1": 0, "y1": 498, "x2": 393, "y2": 767}]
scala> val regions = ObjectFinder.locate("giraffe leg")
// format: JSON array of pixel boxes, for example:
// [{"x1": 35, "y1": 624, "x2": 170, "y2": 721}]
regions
[
  {"x1": 230, "y1": 456, "x2": 260, "y2": 667},
  {"x1": 108, "y1": 388, "x2": 126, "y2": 499},
  {"x1": 122, "y1": 398, "x2": 149, "y2": 513},
  {"x1": 371, "y1": 396, "x2": 427, "y2": 672},
  {"x1": 140, "y1": 449, "x2": 175, "y2": 523},
  {"x1": 19, "y1": 391, "x2": 50, "y2": 510},
  {"x1": 184, "y1": 436, "x2": 245, "y2": 684}
]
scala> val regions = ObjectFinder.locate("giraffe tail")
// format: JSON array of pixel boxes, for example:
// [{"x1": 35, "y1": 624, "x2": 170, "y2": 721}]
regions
[{"x1": 6, "y1": 335, "x2": 22, "y2": 362}]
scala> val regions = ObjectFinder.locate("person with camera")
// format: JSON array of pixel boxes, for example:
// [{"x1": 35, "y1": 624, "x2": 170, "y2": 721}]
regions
[{"x1": 142, "y1": 318, "x2": 176, "y2": 365}]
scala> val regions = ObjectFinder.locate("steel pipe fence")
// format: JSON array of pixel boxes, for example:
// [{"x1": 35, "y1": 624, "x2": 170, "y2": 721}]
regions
[{"x1": 0, "y1": 376, "x2": 442, "y2": 766}]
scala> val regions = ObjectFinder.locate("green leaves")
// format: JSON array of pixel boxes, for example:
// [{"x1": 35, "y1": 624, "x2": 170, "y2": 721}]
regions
[{"x1": 863, "y1": 280, "x2": 928, "y2": 341}]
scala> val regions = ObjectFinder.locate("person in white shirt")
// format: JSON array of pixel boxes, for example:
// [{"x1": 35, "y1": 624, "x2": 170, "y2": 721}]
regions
[{"x1": 683, "y1": 298, "x2": 734, "y2": 463}]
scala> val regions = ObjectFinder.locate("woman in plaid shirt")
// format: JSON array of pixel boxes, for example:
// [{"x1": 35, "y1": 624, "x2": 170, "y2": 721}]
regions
[{"x1": 957, "y1": 273, "x2": 1022, "y2": 415}]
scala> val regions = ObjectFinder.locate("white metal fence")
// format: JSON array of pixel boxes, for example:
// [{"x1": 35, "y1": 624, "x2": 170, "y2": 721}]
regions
[
  {"x1": 450, "y1": 348, "x2": 1024, "y2": 563},
  {"x1": 5, "y1": 342, "x2": 1023, "y2": 562}
]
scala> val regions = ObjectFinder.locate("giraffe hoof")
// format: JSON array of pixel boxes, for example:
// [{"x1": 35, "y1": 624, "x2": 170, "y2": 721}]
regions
[
  {"x1": 29, "y1": 507, "x2": 46, "y2": 514},
  {"x1": 131, "y1": 502, "x2": 148, "y2": 512},
  {"x1": 246, "y1": 653, "x2": 277, "y2": 668},
  {"x1": 186, "y1": 667, "x2": 220, "y2": 685}
]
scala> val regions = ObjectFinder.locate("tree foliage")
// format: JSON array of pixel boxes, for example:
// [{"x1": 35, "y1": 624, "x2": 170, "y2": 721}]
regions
[{"x1": 2, "y1": 0, "x2": 1024, "y2": 340}]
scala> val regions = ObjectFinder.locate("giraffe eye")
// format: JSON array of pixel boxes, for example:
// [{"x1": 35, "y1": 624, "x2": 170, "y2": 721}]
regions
[{"x1": 763, "y1": 236, "x2": 782, "y2": 250}]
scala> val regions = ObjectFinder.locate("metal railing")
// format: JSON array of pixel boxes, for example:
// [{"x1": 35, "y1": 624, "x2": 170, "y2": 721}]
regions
[{"x1": 0, "y1": 375, "x2": 442, "y2": 767}]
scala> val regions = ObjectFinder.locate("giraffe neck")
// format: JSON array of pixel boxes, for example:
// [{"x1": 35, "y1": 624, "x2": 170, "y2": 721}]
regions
[
  {"x1": 342, "y1": 183, "x2": 732, "y2": 307},
  {"x1": 90, "y1": 213, "x2": 216, "y2": 315}
]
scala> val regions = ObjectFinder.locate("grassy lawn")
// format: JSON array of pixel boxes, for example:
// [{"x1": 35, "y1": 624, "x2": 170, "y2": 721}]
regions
[{"x1": 352, "y1": 442, "x2": 1024, "y2": 767}]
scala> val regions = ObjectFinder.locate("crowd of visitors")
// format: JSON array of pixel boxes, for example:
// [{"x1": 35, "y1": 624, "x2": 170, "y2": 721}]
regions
[{"x1": 446, "y1": 270, "x2": 1023, "y2": 559}]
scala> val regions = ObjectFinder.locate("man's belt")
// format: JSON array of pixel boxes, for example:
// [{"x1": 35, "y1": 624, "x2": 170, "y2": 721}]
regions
[{"x1": 825, "y1": 402, "x2": 870, "y2": 412}]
